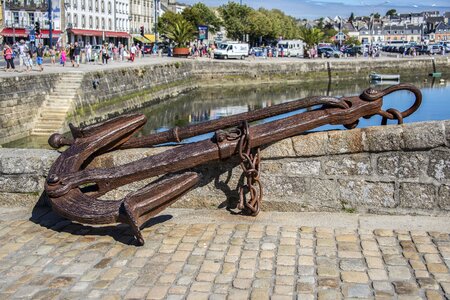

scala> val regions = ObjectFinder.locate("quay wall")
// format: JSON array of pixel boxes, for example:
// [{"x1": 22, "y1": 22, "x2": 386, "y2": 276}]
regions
[
  {"x1": 1, "y1": 57, "x2": 448, "y2": 145},
  {"x1": 0, "y1": 121, "x2": 449, "y2": 216},
  {"x1": 0, "y1": 73, "x2": 60, "y2": 144}
]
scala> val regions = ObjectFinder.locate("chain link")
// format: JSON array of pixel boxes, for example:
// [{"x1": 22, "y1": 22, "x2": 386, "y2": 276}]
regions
[{"x1": 237, "y1": 121, "x2": 262, "y2": 216}]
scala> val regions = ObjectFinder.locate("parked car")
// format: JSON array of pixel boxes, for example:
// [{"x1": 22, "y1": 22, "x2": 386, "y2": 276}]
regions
[
  {"x1": 343, "y1": 46, "x2": 363, "y2": 56},
  {"x1": 249, "y1": 47, "x2": 264, "y2": 57},
  {"x1": 318, "y1": 46, "x2": 342, "y2": 58},
  {"x1": 427, "y1": 44, "x2": 440, "y2": 55},
  {"x1": 413, "y1": 45, "x2": 428, "y2": 55},
  {"x1": 143, "y1": 45, "x2": 152, "y2": 54}
]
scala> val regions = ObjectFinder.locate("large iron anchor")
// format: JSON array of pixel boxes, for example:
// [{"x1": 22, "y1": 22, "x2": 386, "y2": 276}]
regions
[{"x1": 45, "y1": 83, "x2": 422, "y2": 245}]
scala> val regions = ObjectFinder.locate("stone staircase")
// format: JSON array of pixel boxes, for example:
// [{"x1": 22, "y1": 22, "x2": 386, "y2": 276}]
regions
[{"x1": 32, "y1": 72, "x2": 84, "y2": 136}]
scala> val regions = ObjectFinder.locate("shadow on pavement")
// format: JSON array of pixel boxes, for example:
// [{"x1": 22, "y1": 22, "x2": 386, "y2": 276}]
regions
[{"x1": 29, "y1": 192, "x2": 173, "y2": 246}]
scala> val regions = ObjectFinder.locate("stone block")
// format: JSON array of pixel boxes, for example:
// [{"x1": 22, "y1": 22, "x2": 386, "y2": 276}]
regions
[
  {"x1": 262, "y1": 139, "x2": 296, "y2": 158},
  {"x1": 324, "y1": 154, "x2": 372, "y2": 176},
  {"x1": 327, "y1": 128, "x2": 364, "y2": 155},
  {"x1": 364, "y1": 125, "x2": 403, "y2": 152},
  {"x1": 402, "y1": 122, "x2": 445, "y2": 150},
  {"x1": 292, "y1": 131, "x2": 327, "y2": 157},
  {"x1": 377, "y1": 153, "x2": 426, "y2": 178},
  {"x1": 0, "y1": 192, "x2": 41, "y2": 207},
  {"x1": 444, "y1": 120, "x2": 450, "y2": 146},
  {"x1": 262, "y1": 175, "x2": 308, "y2": 199},
  {"x1": 399, "y1": 183, "x2": 436, "y2": 209},
  {"x1": 282, "y1": 161, "x2": 320, "y2": 176},
  {"x1": 0, "y1": 175, "x2": 44, "y2": 193},
  {"x1": 308, "y1": 179, "x2": 340, "y2": 210},
  {"x1": 339, "y1": 180, "x2": 396, "y2": 208},
  {"x1": 0, "y1": 149, "x2": 59, "y2": 175},
  {"x1": 438, "y1": 185, "x2": 450, "y2": 210},
  {"x1": 427, "y1": 149, "x2": 450, "y2": 181}
]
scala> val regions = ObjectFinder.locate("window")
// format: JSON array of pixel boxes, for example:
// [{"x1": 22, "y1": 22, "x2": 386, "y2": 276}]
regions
[
  {"x1": 95, "y1": 0, "x2": 99, "y2": 12},
  {"x1": 28, "y1": 13, "x2": 35, "y2": 25},
  {"x1": 73, "y1": 0, "x2": 77, "y2": 9},
  {"x1": 108, "y1": 2, "x2": 111, "y2": 14},
  {"x1": 96, "y1": 17, "x2": 99, "y2": 29},
  {"x1": 101, "y1": 0, "x2": 104, "y2": 12},
  {"x1": 89, "y1": 16, "x2": 93, "y2": 28},
  {"x1": 89, "y1": 0, "x2": 92, "y2": 11},
  {"x1": 108, "y1": 19, "x2": 111, "y2": 30},
  {"x1": 81, "y1": 0, "x2": 85, "y2": 10},
  {"x1": 13, "y1": 12, "x2": 19, "y2": 24},
  {"x1": 82, "y1": 15, "x2": 85, "y2": 27},
  {"x1": 101, "y1": 17, "x2": 105, "y2": 29},
  {"x1": 74, "y1": 14, "x2": 78, "y2": 27}
]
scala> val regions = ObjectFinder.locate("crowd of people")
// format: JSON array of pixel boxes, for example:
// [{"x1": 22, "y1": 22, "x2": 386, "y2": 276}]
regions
[{"x1": 1, "y1": 39, "x2": 163, "y2": 72}]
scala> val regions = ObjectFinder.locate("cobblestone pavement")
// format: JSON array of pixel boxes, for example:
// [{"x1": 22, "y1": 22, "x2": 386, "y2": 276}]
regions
[{"x1": 0, "y1": 207, "x2": 449, "y2": 299}]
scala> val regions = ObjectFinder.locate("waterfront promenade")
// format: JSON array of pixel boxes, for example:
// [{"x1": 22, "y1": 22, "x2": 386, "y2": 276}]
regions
[
  {"x1": 0, "y1": 206, "x2": 449, "y2": 299},
  {"x1": 0, "y1": 54, "x2": 447, "y2": 78}
]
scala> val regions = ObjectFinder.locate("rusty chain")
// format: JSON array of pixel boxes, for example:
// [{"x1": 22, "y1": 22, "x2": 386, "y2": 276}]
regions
[{"x1": 236, "y1": 121, "x2": 262, "y2": 216}]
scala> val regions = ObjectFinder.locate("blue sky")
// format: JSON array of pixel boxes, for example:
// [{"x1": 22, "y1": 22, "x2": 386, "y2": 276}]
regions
[{"x1": 180, "y1": 0, "x2": 450, "y2": 19}]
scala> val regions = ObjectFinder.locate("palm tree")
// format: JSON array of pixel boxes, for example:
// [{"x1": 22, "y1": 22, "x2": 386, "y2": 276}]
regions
[
  {"x1": 165, "y1": 19, "x2": 197, "y2": 47},
  {"x1": 299, "y1": 27, "x2": 325, "y2": 50}
]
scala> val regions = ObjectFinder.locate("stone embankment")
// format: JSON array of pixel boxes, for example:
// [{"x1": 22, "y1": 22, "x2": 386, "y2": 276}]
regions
[
  {"x1": 0, "y1": 121, "x2": 448, "y2": 215},
  {"x1": 0, "y1": 57, "x2": 449, "y2": 145}
]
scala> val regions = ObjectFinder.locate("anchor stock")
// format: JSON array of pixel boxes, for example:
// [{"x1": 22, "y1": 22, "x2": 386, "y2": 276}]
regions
[{"x1": 45, "y1": 83, "x2": 422, "y2": 245}]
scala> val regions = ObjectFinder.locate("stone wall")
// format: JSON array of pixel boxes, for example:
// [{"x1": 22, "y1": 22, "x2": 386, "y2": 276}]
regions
[
  {"x1": 0, "y1": 73, "x2": 60, "y2": 144},
  {"x1": 1, "y1": 121, "x2": 449, "y2": 216}
]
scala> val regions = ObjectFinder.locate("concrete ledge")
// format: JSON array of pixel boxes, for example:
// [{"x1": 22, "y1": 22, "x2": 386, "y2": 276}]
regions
[{"x1": 0, "y1": 120, "x2": 449, "y2": 215}]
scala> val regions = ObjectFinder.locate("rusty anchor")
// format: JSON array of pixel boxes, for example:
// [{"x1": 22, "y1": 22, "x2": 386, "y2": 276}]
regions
[{"x1": 45, "y1": 83, "x2": 422, "y2": 245}]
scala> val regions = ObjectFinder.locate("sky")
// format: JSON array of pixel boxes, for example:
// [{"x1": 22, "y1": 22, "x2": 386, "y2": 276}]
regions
[{"x1": 180, "y1": 0, "x2": 450, "y2": 19}]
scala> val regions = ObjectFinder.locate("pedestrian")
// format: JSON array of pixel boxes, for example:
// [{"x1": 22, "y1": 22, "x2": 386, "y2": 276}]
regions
[
  {"x1": 36, "y1": 43, "x2": 44, "y2": 72},
  {"x1": 85, "y1": 42, "x2": 92, "y2": 63},
  {"x1": 18, "y1": 39, "x2": 30, "y2": 72},
  {"x1": 119, "y1": 43, "x2": 124, "y2": 61},
  {"x1": 73, "y1": 42, "x2": 81, "y2": 67},
  {"x1": 69, "y1": 43, "x2": 75, "y2": 67},
  {"x1": 130, "y1": 43, "x2": 136, "y2": 62},
  {"x1": 50, "y1": 46, "x2": 56, "y2": 65},
  {"x1": 3, "y1": 44, "x2": 15, "y2": 72},
  {"x1": 60, "y1": 47, "x2": 67, "y2": 66},
  {"x1": 101, "y1": 45, "x2": 109, "y2": 64}
]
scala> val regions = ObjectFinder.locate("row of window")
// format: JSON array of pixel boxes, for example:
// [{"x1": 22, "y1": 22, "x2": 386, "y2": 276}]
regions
[
  {"x1": 68, "y1": 0, "x2": 121, "y2": 15},
  {"x1": 67, "y1": 13, "x2": 123, "y2": 31}
]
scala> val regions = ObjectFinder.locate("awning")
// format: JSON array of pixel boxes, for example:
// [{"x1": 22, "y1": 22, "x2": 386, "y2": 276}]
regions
[
  {"x1": 69, "y1": 29, "x2": 130, "y2": 38},
  {"x1": 69, "y1": 29, "x2": 104, "y2": 37},
  {"x1": 0, "y1": 28, "x2": 27, "y2": 37},
  {"x1": 0, "y1": 28, "x2": 60, "y2": 38},
  {"x1": 133, "y1": 35, "x2": 151, "y2": 44},
  {"x1": 39, "y1": 30, "x2": 62, "y2": 38},
  {"x1": 144, "y1": 34, "x2": 156, "y2": 43},
  {"x1": 105, "y1": 31, "x2": 130, "y2": 38}
]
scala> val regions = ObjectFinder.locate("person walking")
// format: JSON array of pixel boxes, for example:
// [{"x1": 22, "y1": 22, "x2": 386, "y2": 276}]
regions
[
  {"x1": 85, "y1": 42, "x2": 92, "y2": 63},
  {"x1": 101, "y1": 44, "x2": 109, "y2": 64},
  {"x1": 73, "y1": 42, "x2": 81, "y2": 67},
  {"x1": 60, "y1": 47, "x2": 67, "y2": 66},
  {"x1": 3, "y1": 44, "x2": 15, "y2": 72},
  {"x1": 49, "y1": 46, "x2": 56, "y2": 65},
  {"x1": 36, "y1": 43, "x2": 44, "y2": 72},
  {"x1": 130, "y1": 43, "x2": 136, "y2": 62},
  {"x1": 18, "y1": 40, "x2": 30, "y2": 72}
]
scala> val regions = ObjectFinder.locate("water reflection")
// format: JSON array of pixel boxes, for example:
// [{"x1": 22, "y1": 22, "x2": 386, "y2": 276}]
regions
[{"x1": 4, "y1": 75, "x2": 449, "y2": 149}]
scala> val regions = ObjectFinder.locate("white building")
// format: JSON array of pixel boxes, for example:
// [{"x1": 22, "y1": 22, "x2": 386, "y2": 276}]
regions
[
  {"x1": 65, "y1": 0, "x2": 130, "y2": 46},
  {"x1": 1, "y1": 0, "x2": 62, "y2": 45}
]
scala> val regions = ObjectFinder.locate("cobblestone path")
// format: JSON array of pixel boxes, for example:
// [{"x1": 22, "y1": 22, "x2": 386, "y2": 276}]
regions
[{"x1": 0, "y1": 207, "x2": 449, "y2": 299}]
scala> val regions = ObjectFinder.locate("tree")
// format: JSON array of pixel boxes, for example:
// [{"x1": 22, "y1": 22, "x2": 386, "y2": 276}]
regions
[
  {"x1": 158, "y1": 11, "x2": 185, "y2": 35},
  {"x1": 299, "y1": 27, "x2": 325, "y2": 49},
  {"x1": 385, "y1": 9, "x2": 397, "y2": 17},
  {"x1": 164, "y1": 18, "x2": 196, "y2": 47},
  {"x1": 182, "y1": 3, "x2": 222, "y2": 34},
  {"x1": 218, "y1": 2, "x2": 253, "y2": 41},
  {"x1": 344, "y1": 36, "x2": 361, "y2": 46},
  {"x1": 349, "y1": 12, "x2": 355, "y2": 23},
  {"x1": 373, "y1": 12, "x2": 381, "y2": 19}
]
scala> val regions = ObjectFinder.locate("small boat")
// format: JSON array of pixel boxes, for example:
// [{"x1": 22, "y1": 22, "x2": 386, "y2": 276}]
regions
[
  {"x1": 429, "y1": 72, "x2": 442, "y2": 78},
  {"x1": 370, "y1": 73, "x2": 400, "y2": 81}
]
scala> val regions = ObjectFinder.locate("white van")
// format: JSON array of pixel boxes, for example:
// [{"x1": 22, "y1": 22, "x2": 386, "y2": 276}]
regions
[
  {"x1": 277, "y1": 40, "x2": 304, "y2": 57},
  {"x1": 214, "y1": 42, "x2": 249, "y2": 60}
]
